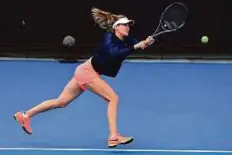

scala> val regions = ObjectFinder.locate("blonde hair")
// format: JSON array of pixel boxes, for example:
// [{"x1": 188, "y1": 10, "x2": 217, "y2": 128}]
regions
[{"x1": 91, "y1": 7, "x2": 125, "y2": 31}]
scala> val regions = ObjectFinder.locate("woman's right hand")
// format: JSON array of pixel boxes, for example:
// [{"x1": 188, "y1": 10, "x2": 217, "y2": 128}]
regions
[
  {"x1": 134, "y1": 36, "x2": 155, "y2": 50},
  {"x1": 145, "y1": 36, "x2": 155, "y2": 45},
  {"x1": 134, "y1": 40, "x2": 148, "y2": 50}
]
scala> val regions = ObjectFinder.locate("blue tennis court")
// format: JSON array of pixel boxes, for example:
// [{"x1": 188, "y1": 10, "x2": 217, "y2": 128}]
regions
[{"x1": 0, "y1": 59, "x2": 232, "y2": 155}]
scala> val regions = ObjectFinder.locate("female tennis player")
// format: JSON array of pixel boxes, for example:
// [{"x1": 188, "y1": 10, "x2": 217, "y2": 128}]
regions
[{"x1": 14, "y1": 7, "x2": 154, "y2": 148}]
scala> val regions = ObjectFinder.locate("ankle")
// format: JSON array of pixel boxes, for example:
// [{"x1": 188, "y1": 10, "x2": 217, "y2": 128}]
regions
[{"x1": 110, "y1": 133, "x2": 119, "y2": 139}]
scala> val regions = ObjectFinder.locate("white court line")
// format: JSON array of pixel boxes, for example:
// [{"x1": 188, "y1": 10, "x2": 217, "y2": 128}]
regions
[
  {"x1": 125, "y1": 59, "x2": 232, "y2": 64},
  {"x1": 0, "y1": 57, "x2": 56, "y2": 62},
  {"x1": 0, "y1": 148, "x2": 232, "y2": 153},
  {"x1": 1, "y1": 57, "x2": 232, "y2": 64}
]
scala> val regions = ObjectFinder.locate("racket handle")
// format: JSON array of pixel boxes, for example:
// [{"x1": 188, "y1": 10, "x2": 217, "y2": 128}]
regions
[{"x1": 146, "y1": 36, "x2": 155, "y2": 45}]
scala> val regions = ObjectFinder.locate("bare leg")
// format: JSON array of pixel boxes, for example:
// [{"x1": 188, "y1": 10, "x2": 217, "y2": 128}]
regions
[
  {"x1": 14, "y1": 77, "x2": 84, "y2": 134},
  {"x1": 86, "y1": 77, "x2": 119, "y2": 136},
  {"x1": 26, "y1": 77, "x2": 84, "y2": 117},
  {"x1": 86, "y1": 77, "x2": 133, "y2": 147}
]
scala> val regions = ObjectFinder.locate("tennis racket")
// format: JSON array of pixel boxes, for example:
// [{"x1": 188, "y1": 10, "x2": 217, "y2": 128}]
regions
[{"x1": 151, "y1": 2, "x2": 188, "y2": 38}]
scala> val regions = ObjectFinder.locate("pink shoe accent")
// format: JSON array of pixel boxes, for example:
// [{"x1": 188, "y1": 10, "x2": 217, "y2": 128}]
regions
[
  {"x1": 14, "y1": 111, "x2": 33, "y2": 134},
  {"x1": 108, "y1": 133, "x2": 134, "y2": 148}
]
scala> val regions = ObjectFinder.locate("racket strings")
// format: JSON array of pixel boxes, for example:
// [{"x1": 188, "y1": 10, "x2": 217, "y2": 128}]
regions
[
  {"x1": 162, "y1": 5, "x2": 187, "y2": 30},
  {"x1": 162, "y1": 21, "x2": 176, "y2": 30},
  {"x1": 151, "y1": 2, "x2": 188, "y2": 37}
]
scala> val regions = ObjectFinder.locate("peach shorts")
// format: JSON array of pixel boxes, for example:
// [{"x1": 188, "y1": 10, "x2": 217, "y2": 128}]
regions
[{"x1": 73, "y1": 58, "x2": 100, "y2": 91}]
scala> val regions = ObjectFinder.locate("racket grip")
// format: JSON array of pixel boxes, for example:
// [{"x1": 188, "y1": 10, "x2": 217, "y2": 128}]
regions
[{"x1": 146, "y1": 36, "x2": 155, "y2": 45}]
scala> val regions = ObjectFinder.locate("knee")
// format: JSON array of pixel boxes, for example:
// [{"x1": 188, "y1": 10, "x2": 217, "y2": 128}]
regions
[{"x1": 108, "y1": 94, "x2": 119, "y2": 104}]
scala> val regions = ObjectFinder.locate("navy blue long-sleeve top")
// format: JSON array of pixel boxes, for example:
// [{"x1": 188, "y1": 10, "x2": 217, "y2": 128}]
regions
[{"x1": 91, "y1": 31, "x2": 139, "y2": 77}]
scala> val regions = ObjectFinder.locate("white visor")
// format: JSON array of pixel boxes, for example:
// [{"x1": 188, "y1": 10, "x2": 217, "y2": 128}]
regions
[{"x1": 112, "y1": 17, "x2": 135, "y2": 29}]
